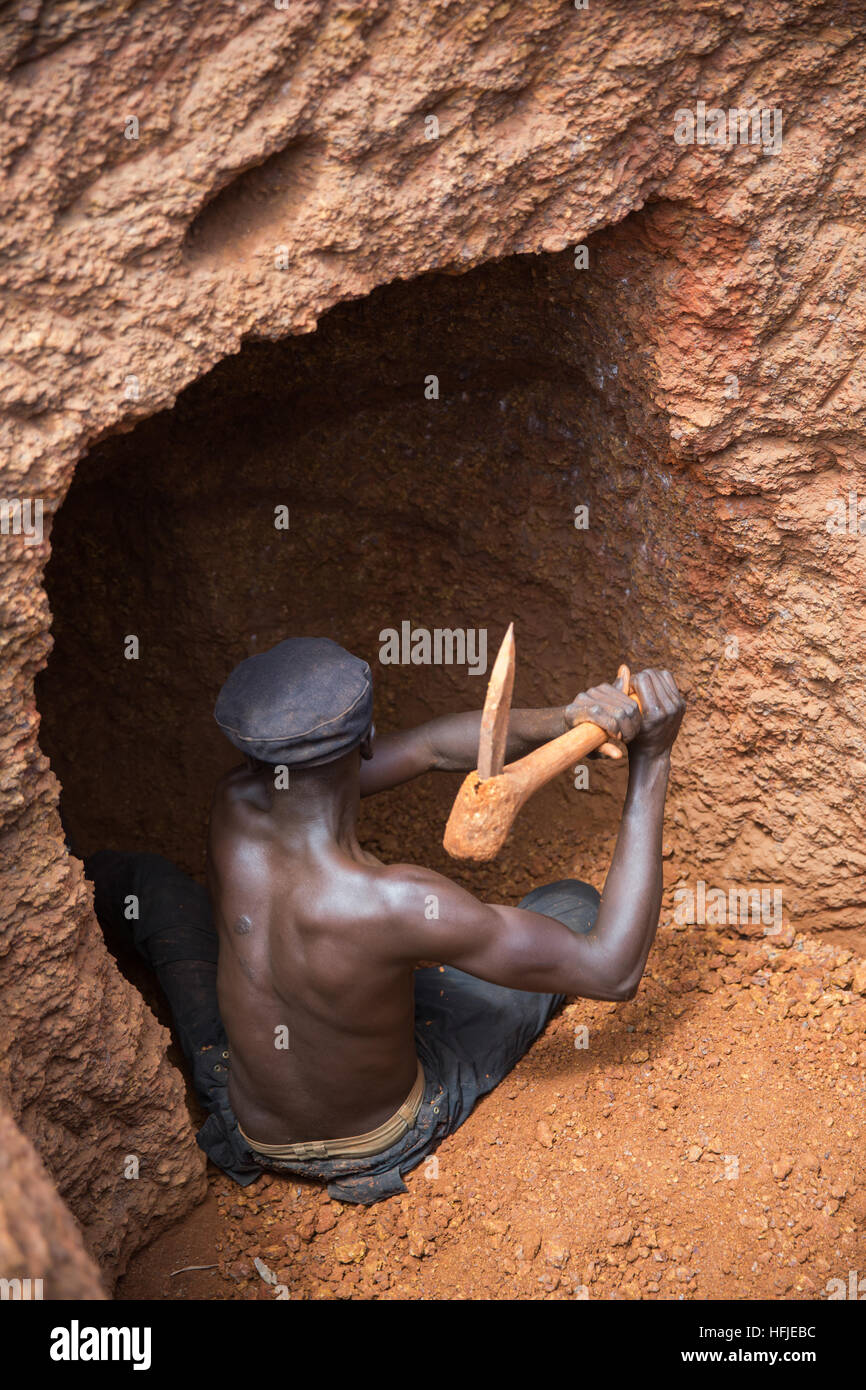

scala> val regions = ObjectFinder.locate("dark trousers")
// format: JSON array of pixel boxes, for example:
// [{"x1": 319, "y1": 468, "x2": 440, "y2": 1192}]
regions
[{"x1": 84, "y1": 852, "x2": 599, "y2": 1203}]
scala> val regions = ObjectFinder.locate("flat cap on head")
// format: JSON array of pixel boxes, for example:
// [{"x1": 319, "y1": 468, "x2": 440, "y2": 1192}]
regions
[{"x1": 214, "y1": 637, "x2": 373, "y2": 767}]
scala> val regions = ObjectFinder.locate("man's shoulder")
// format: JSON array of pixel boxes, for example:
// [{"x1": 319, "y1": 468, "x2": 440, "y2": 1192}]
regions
[
  {"x1": 211, "y1": 766, "x2": 271, "y2": 820},
  {"x1": 325, "y1": 861, "x2": 439, "y2": 927},
  {"x1": 370, "y1": 861, "x2": 492, "y2": 956},
  {"x1": 213, "y1": 763, "x2": 259, "y2": 797},
  {"x1": 374, "y1": 860, "x2": 447, "y2": 907}
]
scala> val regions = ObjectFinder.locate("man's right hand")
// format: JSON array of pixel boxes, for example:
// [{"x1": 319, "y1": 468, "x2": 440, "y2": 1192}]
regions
[
  {"x1": 629, "y1": 669, "x2": 685, "y2": 760},
  {"x1": 564, "y1": 681, "x2": 642, "y2": 744},
  {"x1": 390, "y1": 669, "x2": 684, "y2": 1003}
]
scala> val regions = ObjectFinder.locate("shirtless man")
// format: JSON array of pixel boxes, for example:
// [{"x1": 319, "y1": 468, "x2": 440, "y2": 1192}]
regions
[{"x1": 87, "y1": 636, "x2": 684, "y2": 1202}]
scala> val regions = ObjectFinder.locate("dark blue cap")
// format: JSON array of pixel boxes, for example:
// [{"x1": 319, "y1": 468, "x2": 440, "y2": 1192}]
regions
[{"x1": 214, "y1": 638, "x2": 373, "y2": 767}]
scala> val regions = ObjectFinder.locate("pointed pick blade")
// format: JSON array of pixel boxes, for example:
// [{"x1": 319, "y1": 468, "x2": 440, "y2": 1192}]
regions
[{"x1": 477, "y1": 622, "x2": 515, "y2": 780}]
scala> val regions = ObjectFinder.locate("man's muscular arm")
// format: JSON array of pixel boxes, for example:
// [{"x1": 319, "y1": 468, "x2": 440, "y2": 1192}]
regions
[
  {"x1": 380, "y1": 670, "x2": 684, "y2": 1002},
  {"x1": 359, "y1": 683, "x2": 641, "y2": 797}
]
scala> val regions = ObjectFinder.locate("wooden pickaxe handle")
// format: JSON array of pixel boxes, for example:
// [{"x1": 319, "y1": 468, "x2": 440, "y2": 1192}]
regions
[{"x1": 443, "y1": 665, "x2": 640, "y2": 863}]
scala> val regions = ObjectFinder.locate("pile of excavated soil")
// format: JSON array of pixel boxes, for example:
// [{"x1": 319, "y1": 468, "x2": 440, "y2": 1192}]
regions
[{"x1": 119, "y1": 918, "x2": 866, "y2": 1301}]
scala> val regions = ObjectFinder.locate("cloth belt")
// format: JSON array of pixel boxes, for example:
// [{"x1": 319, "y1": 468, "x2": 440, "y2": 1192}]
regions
[{"x1": 237, "y1": 1060, "x2": 425, "y2": 1161}]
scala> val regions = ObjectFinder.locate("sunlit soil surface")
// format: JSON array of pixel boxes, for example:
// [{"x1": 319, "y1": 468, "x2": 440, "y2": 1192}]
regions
[{"x1": 119, "y1": 919, "x2": 866, "y2": 1301}]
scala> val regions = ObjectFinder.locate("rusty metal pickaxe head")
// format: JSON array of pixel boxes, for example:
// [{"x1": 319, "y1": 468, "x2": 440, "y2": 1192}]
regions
[
  {"x1": 444, "y1": 625, "x2": 639, "y2": 861},
  {"x1": 477, "y1": 622, "x2": 515, "y2": 780}
]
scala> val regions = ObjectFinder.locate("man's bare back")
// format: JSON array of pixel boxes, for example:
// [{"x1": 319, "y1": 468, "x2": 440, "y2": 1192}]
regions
[
  {"x1": 207, "y1": 764, "x2": 419, "y2": 1145},
  {"x1": 207, "y1": 663, "x2": 684, "y2": 1148}
]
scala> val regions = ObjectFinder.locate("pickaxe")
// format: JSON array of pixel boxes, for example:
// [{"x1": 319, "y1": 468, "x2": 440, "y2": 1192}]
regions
[{"x1": 443, "y1": 623, "x2": 640, "y2": 863}]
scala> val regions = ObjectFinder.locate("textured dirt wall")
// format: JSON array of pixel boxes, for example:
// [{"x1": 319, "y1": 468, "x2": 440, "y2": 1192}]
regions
[
  {"x1": 37, "y1": 222, "x2": 866, "y2": 935},
  {"x1": 33, "y1": 241, "x2": 723, "y2": 914},
  {"x1": 0, "y1": 1106, "x2": 105, "y2": 1300},
  {"x1": 2, "y1": 0, "x2": 866, "y2": 1278}
]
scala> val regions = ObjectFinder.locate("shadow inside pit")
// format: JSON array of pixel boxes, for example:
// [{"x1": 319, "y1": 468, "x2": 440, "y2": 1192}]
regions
[{"x1": 37, "y1": 234, "x2": 688, "y2": 908}]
